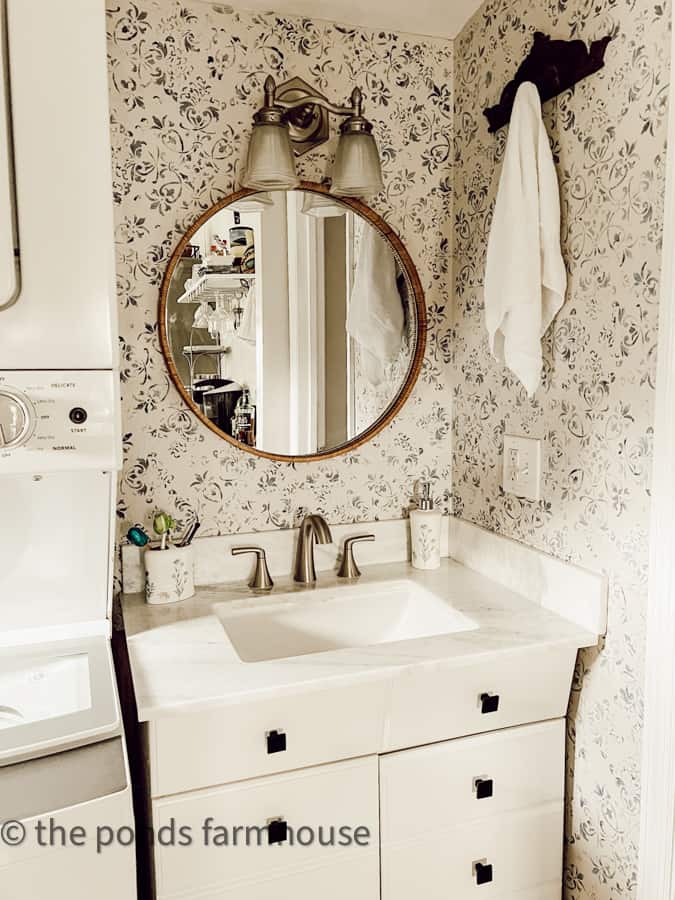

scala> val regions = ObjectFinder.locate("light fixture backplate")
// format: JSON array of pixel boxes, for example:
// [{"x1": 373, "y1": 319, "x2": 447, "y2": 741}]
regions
[{"x1": 276, "y1": 76, "x2": 330, "y2": 156}]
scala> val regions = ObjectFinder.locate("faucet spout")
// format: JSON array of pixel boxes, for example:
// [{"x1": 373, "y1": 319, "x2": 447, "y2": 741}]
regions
[
  {"x1": 293, "y1": 514, "x2": 333, "y2": 583},
  {"x1": 309, "y1": 514, "x2": 332, "y2": 545}
]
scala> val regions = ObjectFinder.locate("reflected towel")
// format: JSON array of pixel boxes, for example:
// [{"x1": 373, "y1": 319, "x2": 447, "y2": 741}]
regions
[
  {"x1": 347, "y1": 227, "x2": 404, "y2": 386},
  {"x1": 238, "y1": 284, "x2": 256, "y2": 343},
  {"x1": 484, "y1": 81, "x2": 567, "y2": 396}
]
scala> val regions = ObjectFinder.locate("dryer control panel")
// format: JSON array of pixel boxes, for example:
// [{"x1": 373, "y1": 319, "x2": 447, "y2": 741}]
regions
[{"x1": 0, "y1": 371, "x2": 120, "y2": 473}]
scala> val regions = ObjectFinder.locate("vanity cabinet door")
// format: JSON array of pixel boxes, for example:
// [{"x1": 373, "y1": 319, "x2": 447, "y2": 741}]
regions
[
  {"x1": 149, "y1": 680, "x2": 387, "y2": 796},
  {"x1": 153, "y1": 756, "x2": 379, "y2": 900},
  {"x1": 384, "y1": 643, "x2": 577, "y2": 751},
  {"x1": 380, "y1": 720, "x2": 565, "y2": 900}
]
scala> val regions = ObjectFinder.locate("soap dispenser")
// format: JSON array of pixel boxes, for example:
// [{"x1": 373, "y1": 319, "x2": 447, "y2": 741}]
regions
[{"x1": 410, "y1": 481, "x2": 442, "y2": 570}]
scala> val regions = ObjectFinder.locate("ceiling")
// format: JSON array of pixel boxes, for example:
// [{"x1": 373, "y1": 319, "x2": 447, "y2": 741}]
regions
[{"x1": 221, "y1": 0, "x2": 484, "y2": 39}]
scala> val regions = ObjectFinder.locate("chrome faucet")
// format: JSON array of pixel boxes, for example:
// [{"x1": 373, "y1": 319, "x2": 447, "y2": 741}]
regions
[{"x1": 293, "y1": 514, "x2": 333, "y2": 583}]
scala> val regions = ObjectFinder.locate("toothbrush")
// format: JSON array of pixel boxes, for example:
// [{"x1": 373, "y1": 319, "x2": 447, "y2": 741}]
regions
[
  {"x1": 127, "y1": 526, "x2": 150, "y2": 547},
  {"x1": 180, "y1": 520, "x2": 201, "y2": 547}
]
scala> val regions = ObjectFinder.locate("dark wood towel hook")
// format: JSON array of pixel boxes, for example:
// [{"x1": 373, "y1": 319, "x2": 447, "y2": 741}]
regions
[{"x1": 484, "y1": 31, "x2": 614, "y2": 134}]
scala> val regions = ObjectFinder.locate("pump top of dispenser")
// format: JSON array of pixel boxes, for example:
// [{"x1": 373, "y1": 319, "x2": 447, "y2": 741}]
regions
[{"x1": 418, "y1": 481, "x2": 434, "y2": 511}]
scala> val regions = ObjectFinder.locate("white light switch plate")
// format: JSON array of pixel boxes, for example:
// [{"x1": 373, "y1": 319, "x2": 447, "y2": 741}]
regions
[{"x1": 503, "y1": 434, "x2": 542, "y2": 501}]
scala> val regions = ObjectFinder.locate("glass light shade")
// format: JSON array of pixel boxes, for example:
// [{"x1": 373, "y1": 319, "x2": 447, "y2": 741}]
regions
[
  {"x1": 231, "y1": 192, "x2": 275, "y2": 211},
  {"x1": 300, "y1": 192, "x2": 346, "y2": 218},
  {"x1": 330, "y1": 131, "x2": 384, "y2": 198},
  {"x1": 242, "y1": 123, "x2": 299, "y2": 191}
]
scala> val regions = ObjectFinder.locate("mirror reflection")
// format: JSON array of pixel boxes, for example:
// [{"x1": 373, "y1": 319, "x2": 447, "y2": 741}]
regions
[{"x1": 164, "y1": 190, "x2": 417, "y2": 457}]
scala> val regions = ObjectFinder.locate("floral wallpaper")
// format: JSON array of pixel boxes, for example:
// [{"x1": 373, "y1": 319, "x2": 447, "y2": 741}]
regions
[
  {"x1": 453, "y1": 1, "x2": 670, "y2": 897},
  {"x1": 108, "y1": 0, "x2": 670, "y2": 894},
  {"x1": 106, "y1": 0, "x2": 454, "y2": 546}
]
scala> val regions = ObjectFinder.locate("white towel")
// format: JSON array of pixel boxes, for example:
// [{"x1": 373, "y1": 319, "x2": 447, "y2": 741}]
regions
[
  {"x1": 484, "y1": 81, "x2": 567, "y2": 396},
  {"x1": 347, "y1": 227, "x2": 404, "y2": 386},
  {"x1": 237, "y1": 283, "x2": 256, "y2": 343}
]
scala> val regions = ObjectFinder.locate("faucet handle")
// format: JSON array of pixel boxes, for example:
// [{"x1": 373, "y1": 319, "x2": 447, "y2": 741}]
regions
[
  {"x1": 231, "y1": 546, "x2": 274, "y2": 591},
  {"x1": 337, "y1": 534, "x2": 375, "y2": 579}
]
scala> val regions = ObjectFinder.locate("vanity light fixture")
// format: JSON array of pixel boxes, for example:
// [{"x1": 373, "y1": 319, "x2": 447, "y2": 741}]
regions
[{"x1": 242, "y1": 75, "x2": 384, "y2": 198}]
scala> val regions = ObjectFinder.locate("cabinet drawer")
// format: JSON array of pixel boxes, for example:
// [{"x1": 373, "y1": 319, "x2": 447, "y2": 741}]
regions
[
  {"x1": 384, "y1": 644, "x2": 577, "y2": 750},
  {"x1": 380, "y1": 719, "x2": 565, "y2": 837},
  {"x1": 154, "y1": 756, "x2": 379, "y2": 900},
  {"x1": 381, "y1": 804, "x2": 563, "y2": 900},
  {"x1": 149, "y1": 680, "x2": 387, "y2": 796}
]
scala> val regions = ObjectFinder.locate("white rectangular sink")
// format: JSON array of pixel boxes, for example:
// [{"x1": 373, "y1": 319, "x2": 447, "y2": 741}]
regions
[{"x1": 213, "y1": 579, "x2": 478, "y2": 663}]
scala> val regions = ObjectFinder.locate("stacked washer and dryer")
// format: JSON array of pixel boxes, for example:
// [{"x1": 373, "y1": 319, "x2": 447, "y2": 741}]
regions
[{"x1": 0, "y1": 1, "x2": 136, "y2": 897}]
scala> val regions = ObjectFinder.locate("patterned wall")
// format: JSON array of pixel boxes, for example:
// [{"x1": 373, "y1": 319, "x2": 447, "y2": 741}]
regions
[
  {"x1": 108, "y1": 0, "x2": 671, "y2": 892},
  {"x1": 106, "y1": 0, "x2": 454, "y2": 541},
  {"x1": 453, "y1": 1, "x2": 670, "y2": 896}
]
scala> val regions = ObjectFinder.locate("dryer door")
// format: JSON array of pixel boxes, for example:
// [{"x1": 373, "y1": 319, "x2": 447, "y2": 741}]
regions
[{"x1": 0, "y1": 637, "x2": 120, "y2": 764}]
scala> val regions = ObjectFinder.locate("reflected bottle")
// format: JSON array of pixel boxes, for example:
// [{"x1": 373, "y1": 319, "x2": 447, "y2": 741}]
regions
[{"x1": 231, "y1": 389, "x2": 256, "y2": 446}]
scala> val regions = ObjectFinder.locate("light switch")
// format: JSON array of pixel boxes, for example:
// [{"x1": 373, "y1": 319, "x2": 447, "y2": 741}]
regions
[{"x1": 502, "y1": 434, "x2": 542, "y2": 501}]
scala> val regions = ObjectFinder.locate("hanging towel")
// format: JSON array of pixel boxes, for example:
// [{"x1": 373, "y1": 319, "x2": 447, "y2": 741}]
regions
[
  {"x1": 484, "y1": 81, "x2": 567, "y2": 396},
  {"x1": 347, "y1": 226, "x2": 404, "y2": 386},
  {"x1": 237, "y1": 283, "x2": 257, "y2": 344}
]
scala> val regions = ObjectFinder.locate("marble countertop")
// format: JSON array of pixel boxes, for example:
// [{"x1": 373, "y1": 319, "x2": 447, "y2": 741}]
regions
[{"x1": 122, "y1": 559, "x2": 598, "y2": 722}]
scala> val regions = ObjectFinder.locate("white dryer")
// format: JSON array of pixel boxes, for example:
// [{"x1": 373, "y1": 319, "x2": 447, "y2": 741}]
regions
[
  {"x1": 0, "y1": 1, "x2": 136, "y2": 896},
  {"x1": 0, "y1": 372, "x2": 136, "y2": 900}
]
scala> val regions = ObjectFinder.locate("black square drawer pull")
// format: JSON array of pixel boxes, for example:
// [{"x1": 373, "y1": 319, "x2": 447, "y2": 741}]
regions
[
  {"x1": 480, "y1": 692, "x2": 500, "y2": 714},
  {"x1": 267, "y1": 819, "x2": 288, "y2": 845},
  {"x1": 266, "y1": 729, "x2": 286, "y2": 754},
  {"x1": 474, "y1": 777, "x2": 494, "y2": 799},
  {"x1": 474, "y1": 861, "x2": 493, "y2": 885}
]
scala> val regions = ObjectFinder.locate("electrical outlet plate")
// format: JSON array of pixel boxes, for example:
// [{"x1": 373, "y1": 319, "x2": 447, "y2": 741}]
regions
[{"x1": 502, "y1": 434, "x2": 542, "y2": 501}]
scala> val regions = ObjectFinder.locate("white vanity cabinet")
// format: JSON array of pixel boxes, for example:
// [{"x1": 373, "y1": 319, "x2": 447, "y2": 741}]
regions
[
  {"x1": 147, "y1": 715, "x2": 569, "y2": 900},
  {"x1": 143, "y1": 642, "x2": 580, "y2": 900}
]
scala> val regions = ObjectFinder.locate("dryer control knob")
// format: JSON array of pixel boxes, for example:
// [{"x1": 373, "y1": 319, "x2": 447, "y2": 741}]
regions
[{"x1": 0, "y1": 388, "x2": 35, "y2": 449}]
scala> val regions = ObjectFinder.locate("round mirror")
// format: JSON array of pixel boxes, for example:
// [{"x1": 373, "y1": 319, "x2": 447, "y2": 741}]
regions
[{"x1": 159, "y1": 182, "x2": 425, "y2": 461}]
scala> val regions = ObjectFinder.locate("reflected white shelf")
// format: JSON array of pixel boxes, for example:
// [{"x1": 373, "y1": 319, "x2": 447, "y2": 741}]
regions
[
  {"x1": 177, "y1": 272, "x2": 255, "y2": 305},
  {"x1": 182, "y1": 345, "x2": 231, "y2": 354}
]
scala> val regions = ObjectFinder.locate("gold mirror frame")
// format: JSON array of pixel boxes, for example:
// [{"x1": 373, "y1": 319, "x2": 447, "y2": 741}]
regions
[{"x1": 158, "y1": 181, "x2": 426, "y2": 463}]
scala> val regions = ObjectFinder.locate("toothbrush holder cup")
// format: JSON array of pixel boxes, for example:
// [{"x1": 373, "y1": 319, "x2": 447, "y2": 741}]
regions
[{"x1": 144, "y1": 544, "x2": 195, "y2": 605}]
